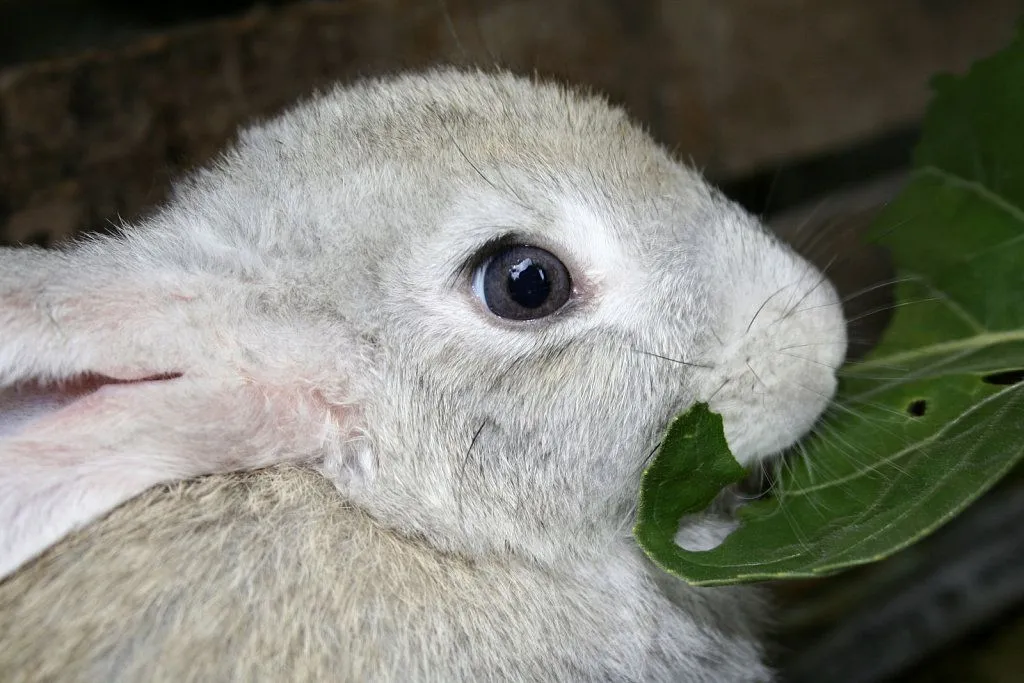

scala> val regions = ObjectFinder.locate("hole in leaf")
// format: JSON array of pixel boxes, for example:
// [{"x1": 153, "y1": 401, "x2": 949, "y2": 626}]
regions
[
  {"x1": 982, "y1": 369, "x2": 1024, "y2": 386},
  {"x1": 907, "y1": 399, "x2": 928, "y2": 417}
]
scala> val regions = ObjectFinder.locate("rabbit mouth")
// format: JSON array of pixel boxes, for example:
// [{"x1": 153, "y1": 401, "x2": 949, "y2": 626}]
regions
[{"x1": 732, "y1": 418, "x2": 828, "y2": 503}]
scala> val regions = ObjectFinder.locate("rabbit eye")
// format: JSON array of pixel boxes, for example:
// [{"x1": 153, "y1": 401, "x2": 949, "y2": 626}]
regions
[{"x1": 472, "y1": 246, "x2": 572, "y2": 320}]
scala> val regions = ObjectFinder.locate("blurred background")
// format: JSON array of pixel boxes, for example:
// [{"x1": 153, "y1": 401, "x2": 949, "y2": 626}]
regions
[{"x1": 1, "y1": 1, "x2": 1022, "y2": 681}]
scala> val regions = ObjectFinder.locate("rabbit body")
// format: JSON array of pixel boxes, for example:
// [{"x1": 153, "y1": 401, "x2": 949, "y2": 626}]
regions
[
  {"x1": 0, "y1": 70, "x2": 846, "y2": 681},
  {"x1": 0, "y1": 468, "x2": 768, "y2": 682}
]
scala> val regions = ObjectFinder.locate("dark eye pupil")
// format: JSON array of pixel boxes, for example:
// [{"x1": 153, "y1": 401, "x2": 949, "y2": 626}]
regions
[
  {"x1": 479, "y1": 245, "x2": 572, "y2": 321},
  {"x1": 507, "y1": 258, "x2": 550, "y2": 309}
]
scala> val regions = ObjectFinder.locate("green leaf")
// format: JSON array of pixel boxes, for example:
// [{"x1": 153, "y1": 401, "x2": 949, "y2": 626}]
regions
[
  {"x1": 634, "y1": 404, "x2": 747, "y2": 574},
  {"x1": 635, "y1": 30, "x2": 1024, "y2": 586}
]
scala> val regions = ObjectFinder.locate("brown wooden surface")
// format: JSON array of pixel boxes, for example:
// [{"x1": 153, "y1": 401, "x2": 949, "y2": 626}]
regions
[{"x1": 1, "y1": 0, "x2": 1021, "y2": 245}]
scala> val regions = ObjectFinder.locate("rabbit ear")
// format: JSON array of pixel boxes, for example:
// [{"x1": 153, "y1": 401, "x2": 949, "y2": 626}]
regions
[{"x1": 0, "y1": 245, "x2": 350, "y2": 579}]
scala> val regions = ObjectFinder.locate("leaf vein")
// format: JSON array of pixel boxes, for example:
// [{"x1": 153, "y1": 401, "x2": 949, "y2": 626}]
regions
[
  {"x1": 785, "y1": 384, "x2": 1023, "y2": 496},
  {"x1": 920, "y1": 164, "x2": 1024, "y2": 227},
  {"x1": 852, "y1": 329, "x2": 1024, "y2": 372}
]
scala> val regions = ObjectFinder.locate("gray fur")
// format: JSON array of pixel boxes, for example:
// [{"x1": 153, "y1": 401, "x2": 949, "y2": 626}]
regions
[{"x1": 0, "y1": 69, "x2": 846, "y2": 681}]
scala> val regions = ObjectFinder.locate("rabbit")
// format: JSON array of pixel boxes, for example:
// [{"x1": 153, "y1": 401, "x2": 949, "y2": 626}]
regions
[{"x1": 0, "y1": 68, "x2": 847, "y2": 682}]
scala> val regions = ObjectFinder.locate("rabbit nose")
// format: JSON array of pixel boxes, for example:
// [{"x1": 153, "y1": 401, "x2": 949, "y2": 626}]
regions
[{"x1": 701, "y1": 265, "x2": 847, "y2": 466}]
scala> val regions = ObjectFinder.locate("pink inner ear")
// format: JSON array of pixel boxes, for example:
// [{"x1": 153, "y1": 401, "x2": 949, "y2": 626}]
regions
[
  {"x1": 0, "y1": 373, "x2": 182, "y2": 439},
  {"x1": 0, "y1": 371, "x2": 344, "y2": 579}
]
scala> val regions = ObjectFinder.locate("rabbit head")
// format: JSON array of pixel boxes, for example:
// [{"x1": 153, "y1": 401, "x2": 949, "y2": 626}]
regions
[{"x1": 0, "y1": 69, "x2": 846, "y2": 577}]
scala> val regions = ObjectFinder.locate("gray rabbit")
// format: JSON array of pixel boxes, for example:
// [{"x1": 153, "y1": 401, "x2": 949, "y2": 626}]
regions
[{"x1": 0, "y1": 69, "x2": 847, "y2": 681}]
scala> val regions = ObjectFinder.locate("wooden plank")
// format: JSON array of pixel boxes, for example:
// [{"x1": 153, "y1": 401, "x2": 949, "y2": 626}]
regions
[{"x1": 0, "y1": 0, "x2": 1019, "y2": 244}]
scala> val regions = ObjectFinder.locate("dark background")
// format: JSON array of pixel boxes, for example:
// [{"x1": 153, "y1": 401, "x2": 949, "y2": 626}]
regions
[{"x1": 2, "y1": 1, "x2": 1023, "y2": 681}]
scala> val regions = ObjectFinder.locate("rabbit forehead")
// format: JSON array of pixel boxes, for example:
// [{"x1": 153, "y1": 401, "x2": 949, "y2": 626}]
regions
[
  {"x1": 224, "y1": 68, "x2": 669, "y2": 216},
  {"x1": 306, "y1": 68, "x2": 645, "y2": 156},
  {"x1": 168, "y1": 69, "x2": 697, "y2": 292}
]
